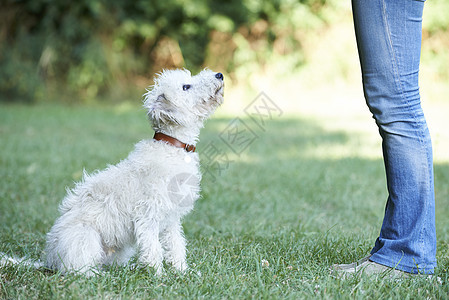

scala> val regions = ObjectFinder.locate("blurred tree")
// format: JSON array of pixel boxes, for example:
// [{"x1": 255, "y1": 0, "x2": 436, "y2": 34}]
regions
[{"x1": 1, "y1": 0, "x2": 446, "y2": 103}]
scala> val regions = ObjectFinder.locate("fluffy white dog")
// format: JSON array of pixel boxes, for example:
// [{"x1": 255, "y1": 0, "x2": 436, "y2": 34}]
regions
[{"x1": 2, "y1": 69, "x2": 224, "y2": 275}]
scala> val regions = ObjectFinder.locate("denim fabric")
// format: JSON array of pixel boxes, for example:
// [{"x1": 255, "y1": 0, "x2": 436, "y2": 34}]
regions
[{"x1": 352, "y1": 0, "x2": 436, "y2": 274}]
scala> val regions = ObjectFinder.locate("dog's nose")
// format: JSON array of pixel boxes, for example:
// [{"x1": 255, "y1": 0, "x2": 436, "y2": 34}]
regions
[{"x1": 215, "y1": 73, "x2": 224, "y2": 80}]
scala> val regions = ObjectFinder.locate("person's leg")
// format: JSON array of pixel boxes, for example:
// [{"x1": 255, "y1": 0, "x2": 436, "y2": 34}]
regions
[{"x1": 351, "y1": 0, "x2": 436, "y2": 274}]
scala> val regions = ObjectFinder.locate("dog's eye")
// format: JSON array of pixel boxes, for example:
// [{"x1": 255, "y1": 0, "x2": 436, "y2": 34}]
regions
[{"x1": 182, "y1": 85, "x2": 191, "y2": 91}]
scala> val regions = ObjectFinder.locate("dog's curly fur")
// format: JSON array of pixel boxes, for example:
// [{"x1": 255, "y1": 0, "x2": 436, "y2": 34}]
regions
[{"x1": 41, "y1": 69, "x2": 224, "y2": 275}]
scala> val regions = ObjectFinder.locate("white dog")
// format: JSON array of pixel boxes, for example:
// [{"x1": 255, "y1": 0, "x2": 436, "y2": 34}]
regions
[{"x1": 2, "y1": 69, "x2": 224, "y2": 275}]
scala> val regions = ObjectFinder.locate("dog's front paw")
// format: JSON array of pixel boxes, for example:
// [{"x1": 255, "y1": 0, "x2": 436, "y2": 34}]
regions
[
  {"x1": 153, "y1": 264, "x2": 164, "y2": 275},
  {"x1": 144, "y1": 262, "x2": 164, "y2": 275},
  {"x1": 138, "y1": 257, "x2": 164, "y2": 275},
  {"x1": 130, "y1": 261, "x2": 164, "y2": 275},
  {"x1": 173, "y1": 260, "x2": 188, "y2": 273}
]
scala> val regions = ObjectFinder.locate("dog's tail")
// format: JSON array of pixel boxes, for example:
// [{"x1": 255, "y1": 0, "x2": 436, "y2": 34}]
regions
[{"x1": 0, "y1": 252, "x2": 43, "y2": 269}]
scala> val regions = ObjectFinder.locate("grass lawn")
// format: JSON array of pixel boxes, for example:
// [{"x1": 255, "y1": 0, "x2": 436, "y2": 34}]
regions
[{"x1": 1, "y1": 102, "x2": 448, "y2": 299}]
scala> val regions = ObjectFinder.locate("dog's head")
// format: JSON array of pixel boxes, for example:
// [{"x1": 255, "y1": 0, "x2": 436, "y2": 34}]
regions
[{"x1": 143, "y1": 69, "x2": 224, "y2": 130}]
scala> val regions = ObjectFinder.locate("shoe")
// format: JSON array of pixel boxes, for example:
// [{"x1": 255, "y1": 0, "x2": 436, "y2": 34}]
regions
[
  {"x1": 331, "y1": 255, "x2": 411, "y2": 278},
  {"x1": 332, "y1": 255, "x2": 372, "y2": 272},
  {"x1": 332, "y1": 255, "x2": 443, "y2": 283}
]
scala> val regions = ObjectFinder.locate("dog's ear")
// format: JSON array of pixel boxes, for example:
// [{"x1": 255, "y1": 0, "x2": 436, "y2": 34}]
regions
[
  {"x1": 146, "y1": 93, "x2": 165, "y2": 114},
  {"x1": 145, "y1": 93, "x2": 179, "y2": 125},
  {"x1": 150, "y1": 94, "x2": 167, "y2": 111},
  {"x1": 143, "y1": 91, "x2": 165, "y2": 113}
]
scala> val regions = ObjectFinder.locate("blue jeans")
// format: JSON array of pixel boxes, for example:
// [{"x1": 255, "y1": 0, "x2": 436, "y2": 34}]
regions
[{"x1": 352, "y1": 0, "x2": 436, "y2": 274}]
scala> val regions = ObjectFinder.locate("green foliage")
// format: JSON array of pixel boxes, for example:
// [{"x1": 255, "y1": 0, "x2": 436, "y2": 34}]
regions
[
  {"x1": 1, "y1": 0, "x2": 447, "y2": 103},
  {"x1": 0, "y1": 33, "x2": 44, "y2": 103},
  {"x1": 422, "y1": 0, "x2": 449, "y2": 82},
  {"x1": 423, "y1": 0, "x2": 449, "y2": 33},
  {"x1": 0, "y1": 0, "x2": 330, "y2": 103}
]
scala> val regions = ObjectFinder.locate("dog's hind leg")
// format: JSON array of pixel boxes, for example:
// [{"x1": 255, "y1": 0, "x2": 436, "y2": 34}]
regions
[{"x1": 45, "y1": 221, "x2": 105, "y2": 276}]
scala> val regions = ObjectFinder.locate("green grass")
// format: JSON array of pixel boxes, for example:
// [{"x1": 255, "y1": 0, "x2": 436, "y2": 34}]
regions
[{"x1": 1, "y1": 103, "x2": 448, "y2": 299}]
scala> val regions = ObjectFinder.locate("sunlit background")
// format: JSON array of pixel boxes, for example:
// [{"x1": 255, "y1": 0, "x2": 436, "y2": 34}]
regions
[{"x1": 1, "y1": 0, "x2": 448, "y2": 161}]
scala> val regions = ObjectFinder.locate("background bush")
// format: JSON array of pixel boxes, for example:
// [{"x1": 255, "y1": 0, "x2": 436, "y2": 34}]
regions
[{"x1": 0, "y1": 0, "x2": 447, "y2": 103}]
